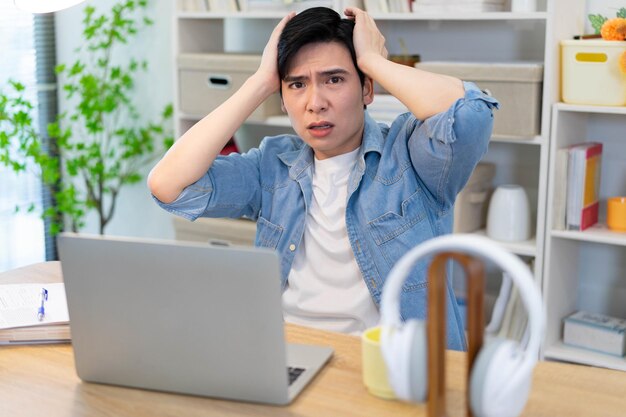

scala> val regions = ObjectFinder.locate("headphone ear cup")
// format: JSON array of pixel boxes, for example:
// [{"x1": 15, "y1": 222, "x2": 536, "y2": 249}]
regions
[
  {"x1": 385, "y1": 320, "x2": 427, "y2": 403},
  {"x1": 405, "y1": 320, "x2": 428, "y2": 402},
  {"x1": 470, "y1": 338, "x2": 531, "y2": 417}
]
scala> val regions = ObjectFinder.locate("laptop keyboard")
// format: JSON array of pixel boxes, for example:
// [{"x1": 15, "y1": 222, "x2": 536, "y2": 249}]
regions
[{"x1": 287, "y1": 366, "x2": 306, "y2": 385}]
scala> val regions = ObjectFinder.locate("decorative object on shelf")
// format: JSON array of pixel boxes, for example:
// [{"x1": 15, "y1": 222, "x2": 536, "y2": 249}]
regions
[
  {"x1": 389, "y1": 38, "x2": 420, "y2": 67},
  {"x1": 389, "y1": 54, "x2": 421, "y2": 67},
  {"x1": 510, "y1": 0, "x2": 536, "y2": 13},
  {"x1": 415, "y1": 61, "x2": 543, "y2": 138},
  {"x1": 379, "y1": 234, "x2": 544, "y2": 417},
  {"x1": 0, "y1": 1, "x2": 173, "y2": 234},
  {"x1": 562, "y1": 7, "x2": 626, "y2": 106},
  {"x1": 565, "y1": 142, "x2": 602, "y2": 232},
  {"x1": 453, "y1": 162, "x2": 495, "y2": 234},
  {"x1": 563, "y1": 311, "x2": 626, "y2": 357},
  {"x1": 607, "y1": 196, "x2": 626, "y2": 232},
  {"x1": 600, "y1": 17, "x2": 626, "y2": 41},
  {"x1": 486, "y1": 185, "x2": 532, "y2": 242},
  {"x1": 588, "y1": 7, "x2": 626, "y2": 36}
]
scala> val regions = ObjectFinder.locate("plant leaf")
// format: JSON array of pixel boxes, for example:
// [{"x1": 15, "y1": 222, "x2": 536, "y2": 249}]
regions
[{"x1": 588, "y1": 14, "x2": 608, "y2": 34}]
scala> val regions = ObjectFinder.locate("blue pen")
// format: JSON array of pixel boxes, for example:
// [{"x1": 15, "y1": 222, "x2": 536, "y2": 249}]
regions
[{"x1": 37, "y1": 288, "x2": 48, "y2": 321}]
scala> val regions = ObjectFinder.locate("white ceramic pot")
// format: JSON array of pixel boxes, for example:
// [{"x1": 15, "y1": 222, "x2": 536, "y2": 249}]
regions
[{"x1": 486, "y1": 184, "x2": 532, "y2": 242}]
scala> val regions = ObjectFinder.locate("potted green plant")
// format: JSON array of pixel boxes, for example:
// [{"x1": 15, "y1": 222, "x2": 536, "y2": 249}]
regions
[
  {"x1": 388, "y1": 37, "x2": 420, "y2": 68},
  {"x1": 0, "y1": 0, "x2": 173, "y2": 235}
]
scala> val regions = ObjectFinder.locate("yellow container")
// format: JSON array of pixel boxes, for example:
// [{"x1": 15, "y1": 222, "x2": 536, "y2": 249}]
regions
[
  {"x1": 561, "y1": 40, "x2": 626, "y2": 106},
  {"x1": 361, "y1": 326, "x2": 396, "y2": 400},
  {"x1": 607, "y1": 197, "x2": 626, "y2": 232}
]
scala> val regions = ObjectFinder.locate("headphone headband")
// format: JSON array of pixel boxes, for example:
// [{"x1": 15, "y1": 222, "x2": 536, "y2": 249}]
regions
[{"x1": 380, "y1": 234, "x2": 544, "y2": 387}]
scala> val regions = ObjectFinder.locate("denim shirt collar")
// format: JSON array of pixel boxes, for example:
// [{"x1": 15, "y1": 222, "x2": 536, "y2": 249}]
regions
[{"x1": 276, "y1": 111, "x2": 384, "y2": 179}]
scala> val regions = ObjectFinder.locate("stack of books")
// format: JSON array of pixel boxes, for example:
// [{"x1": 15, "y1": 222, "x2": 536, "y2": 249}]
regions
[
  {"x1": 0, "y1": 283, "x2": 70, "y2": 345},
  {"x1": 553, "y1": 142, "x2": 603, "y2": 231},
  {"x1": 178, "y1": 0, "x2": 240, "y2": 12}
]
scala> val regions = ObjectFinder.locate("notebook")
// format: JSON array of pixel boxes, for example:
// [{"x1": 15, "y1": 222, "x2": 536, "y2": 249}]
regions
[{"x1": 57, "y1": 233, "x2": 333, "y2": 405}]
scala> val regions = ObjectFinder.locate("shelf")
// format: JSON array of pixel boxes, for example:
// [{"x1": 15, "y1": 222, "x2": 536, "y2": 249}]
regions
[
  {"x1": 555, "y1": 103, "x2": 626, "y2": 115},
  {"x1": 176, "y1": 11, "x2": 548, "y2": 21},
  {"x1": 551, "y1": 224, "x2": 626, "y2": 247},
  {"x1": 490, "y1": 134, "x2": 544, "y2": 145},
  {"x1": 469, "y1": 229, "x2": 537, "y2": 257},
  {"x1": 544, "y1": 341, "x2": 626, "y2": 372}
]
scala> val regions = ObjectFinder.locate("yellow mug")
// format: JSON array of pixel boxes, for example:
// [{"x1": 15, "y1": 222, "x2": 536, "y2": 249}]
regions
[
  {"x1": 607, "y1": 197, "x2": 626, "y2": 232},
  {"x1": 361, "y1": 326, "x2": 396, "y2": 399}
]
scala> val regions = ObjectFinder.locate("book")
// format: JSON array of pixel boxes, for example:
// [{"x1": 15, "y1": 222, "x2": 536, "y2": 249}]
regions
[
  {"x1": 0, "y1": 283, "x2": 70, "y2": 344},
  {"x1": 552, "y1": 147, "x2": 570, "y2": 230},
  {"x1": 566, "y1": 142, "x2": 602, "y2": 231},
  {"x1": 563, "y1": 311, "x2": 626, "y2": 357}
]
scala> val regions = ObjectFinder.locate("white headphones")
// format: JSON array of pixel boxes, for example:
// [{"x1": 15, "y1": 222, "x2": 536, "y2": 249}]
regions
[{"x1": 380, "y1": 234, "x2": 544, "y2": 417}]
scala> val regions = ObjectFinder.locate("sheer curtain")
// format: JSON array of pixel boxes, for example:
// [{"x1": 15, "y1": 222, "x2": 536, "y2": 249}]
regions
[{"x1": 0, "y1": 1, "x2": 57, "y2": 272}]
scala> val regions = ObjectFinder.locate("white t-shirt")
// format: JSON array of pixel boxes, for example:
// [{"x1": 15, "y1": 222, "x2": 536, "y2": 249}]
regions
[{"x1": 282, "y1": 147, "x2": 380, "y2": 335}]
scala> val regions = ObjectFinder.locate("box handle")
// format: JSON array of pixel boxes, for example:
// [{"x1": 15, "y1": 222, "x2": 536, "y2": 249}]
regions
[
  {"x1": 207, "y1": 74, "x2": 232, "y2": 89},
  {"x1": 575, "y1": 52, "x2": 608, "y2": 63}
]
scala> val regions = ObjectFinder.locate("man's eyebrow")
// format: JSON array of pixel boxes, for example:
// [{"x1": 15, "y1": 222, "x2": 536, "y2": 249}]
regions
[{"x1": 283, "y1": 68, "x2": 350, "y2": 82}]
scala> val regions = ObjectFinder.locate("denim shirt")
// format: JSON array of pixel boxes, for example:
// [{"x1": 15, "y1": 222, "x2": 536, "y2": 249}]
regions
[{"x1": 154, "y1": 82, "x2": 498, "y2": 350}]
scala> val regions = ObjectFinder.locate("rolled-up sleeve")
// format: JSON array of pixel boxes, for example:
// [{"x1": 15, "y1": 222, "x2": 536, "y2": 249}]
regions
[
  {"x1": 152, "y1": 147, "x2": 263, "y2": 221},
  {"x1": 409, "y1": 81, "x2": 499, "y2": 211}
]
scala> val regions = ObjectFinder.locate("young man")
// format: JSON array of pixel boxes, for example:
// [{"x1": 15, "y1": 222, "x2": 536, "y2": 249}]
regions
[{"x1": 149, "y1": 7, "x2": 498, "y2": 350}]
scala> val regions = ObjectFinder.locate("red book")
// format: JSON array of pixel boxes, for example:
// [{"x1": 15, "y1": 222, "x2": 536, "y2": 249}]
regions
[{"x1": 566, "y1": 142, "x2": 602, "y2": 231}]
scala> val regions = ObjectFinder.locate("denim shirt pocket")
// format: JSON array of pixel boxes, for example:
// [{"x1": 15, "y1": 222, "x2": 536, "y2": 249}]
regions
[
  {"x1": 255, "y1": 216, "x2": 284, "y2": 250},
  {"x1": 367, "y1": 189, "x2": 429, "y2": 246},
  {"x1": 367, "y1": 189, "x2": 434, "y2": 292}
]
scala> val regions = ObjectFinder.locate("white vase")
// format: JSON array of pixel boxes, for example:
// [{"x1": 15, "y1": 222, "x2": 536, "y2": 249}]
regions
[{"x1": 486, "y1": 184, "x2": 532, "y2": 242}]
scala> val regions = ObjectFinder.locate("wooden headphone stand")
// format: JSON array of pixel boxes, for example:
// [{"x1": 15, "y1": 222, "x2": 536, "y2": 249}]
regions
[{"x1": 427, "y1": 253, "x2": 485, "y2": 417}]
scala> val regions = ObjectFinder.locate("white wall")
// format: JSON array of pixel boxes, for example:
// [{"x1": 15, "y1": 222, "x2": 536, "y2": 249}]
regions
[{"x1": 54, "y1": 0, "x2": 175, "y2": 239}]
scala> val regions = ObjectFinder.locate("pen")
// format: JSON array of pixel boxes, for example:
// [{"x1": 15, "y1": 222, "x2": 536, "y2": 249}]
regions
[{"x1": 37, "y1": 288, "x2": 48, "y2": 321}]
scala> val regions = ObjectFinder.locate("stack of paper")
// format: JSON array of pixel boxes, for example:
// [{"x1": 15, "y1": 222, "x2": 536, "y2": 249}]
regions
[
  {"x1": 0, "y1": 283, "x2": 70, "y2": 344},
  {"x1": 412, "y1": 0, "x2": 505, "y2": 13}
]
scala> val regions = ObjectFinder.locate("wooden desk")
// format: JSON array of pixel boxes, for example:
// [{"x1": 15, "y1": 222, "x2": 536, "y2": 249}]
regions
[{"x1": 1, "y1": 262, "x2": 626, "y2": 417}]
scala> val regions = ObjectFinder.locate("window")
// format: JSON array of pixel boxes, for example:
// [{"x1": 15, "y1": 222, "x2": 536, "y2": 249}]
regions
[{"x1": 0, "y1": 1, "x2": 52, "y2": 272}]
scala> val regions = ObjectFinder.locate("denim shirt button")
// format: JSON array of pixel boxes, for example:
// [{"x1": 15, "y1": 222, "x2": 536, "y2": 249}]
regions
[{"x1": 289, "y1": 244, "x2": 296, "y2": 251}]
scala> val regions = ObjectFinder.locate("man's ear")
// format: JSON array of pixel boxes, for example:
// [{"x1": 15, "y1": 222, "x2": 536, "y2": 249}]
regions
[
  {"x1": 362, "y1": 76, "x2": 374, "y2": 106},
  {"x1": 280, "y1": 98, "x2": 286, "y2": 113}
]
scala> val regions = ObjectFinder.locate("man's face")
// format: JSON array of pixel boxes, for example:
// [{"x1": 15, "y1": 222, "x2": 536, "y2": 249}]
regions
[{"x1": 281, "y1": 41, "x2": 373, "y2": 160}]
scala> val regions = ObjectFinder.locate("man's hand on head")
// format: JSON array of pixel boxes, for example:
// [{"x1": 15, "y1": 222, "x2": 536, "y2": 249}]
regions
[
  {"x1": 256, "y1": 12, "x2": 296, "y2": 94},
  {"x1": 344, "y1": 7, "x2": 388, "y2": 71}
]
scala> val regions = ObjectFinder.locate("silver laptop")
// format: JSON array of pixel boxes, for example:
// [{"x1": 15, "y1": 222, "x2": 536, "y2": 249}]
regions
[{"x1": 57, "y1": 233, "x2": 333, "y2": 405}]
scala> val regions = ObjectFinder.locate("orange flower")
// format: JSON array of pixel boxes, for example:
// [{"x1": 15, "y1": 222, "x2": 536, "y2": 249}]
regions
[
  {"x1": 601, "y1": 18, "x2": 626, "y2": 41},
  {"x1": 620, "y1": 51, "x2": 626, "y2": 75}
]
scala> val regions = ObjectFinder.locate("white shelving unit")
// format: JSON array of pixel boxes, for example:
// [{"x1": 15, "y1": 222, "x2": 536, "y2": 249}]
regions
[
  {"x1": 173, "y1": 0, "x2": 553, "y2": 278},
  {"x1": 543, "y1": 101, "x2": 626, "y2": 371},
  {"x1": 172, "y1": 1, "x2": 626, "y2": 371}
]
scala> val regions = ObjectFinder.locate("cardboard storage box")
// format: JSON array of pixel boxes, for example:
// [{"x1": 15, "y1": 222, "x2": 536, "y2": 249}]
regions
[
  {"x1": 415, "y1": 61, "x2": 544, "y2": 138},
  {"x1": 453, "y1": 162, "x2": 496, "y2": 233},
  {"x1": 178, "y1": 53, "x2": 281, "y2": 121},
  {"x1": 561, "y1": 40, "x2": 626, "y2": 106},
  {"x1": 563, "y1": 311, "x2": 626, "y2": 357}
]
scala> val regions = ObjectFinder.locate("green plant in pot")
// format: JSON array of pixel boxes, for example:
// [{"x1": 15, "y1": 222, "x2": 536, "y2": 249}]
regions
[
  {"x1": 0, "y1": 0, "x2": 173, "y2": 235},
  {"x1": 389, "y1": 37, "x2": 420, "y2": 67}
]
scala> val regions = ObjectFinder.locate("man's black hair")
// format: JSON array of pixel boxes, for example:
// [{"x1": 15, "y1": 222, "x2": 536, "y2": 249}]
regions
[{"x1": 277, "y1": 7, "x2": 365, "y2": 88}]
